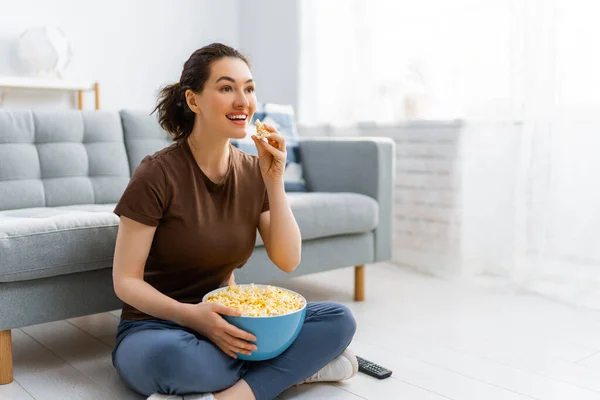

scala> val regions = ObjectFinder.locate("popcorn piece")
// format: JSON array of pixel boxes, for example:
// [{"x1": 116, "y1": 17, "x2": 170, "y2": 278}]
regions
[
  {"x1": 254, "y1": 119, "x2": 271, "y2": 139},
  {"x1": 205, "y1": 284, "x2": 305, "y2": 317}
]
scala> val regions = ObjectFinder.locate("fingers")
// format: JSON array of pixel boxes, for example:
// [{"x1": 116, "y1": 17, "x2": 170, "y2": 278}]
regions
[
  {"x1": 224, "y1": 323, "x2": 257, "y2": 342},
  {"x1": 215, "y1": 330, "x2": 257, "y2": 359},
  {"x1": 252, "y1": 123, "x2": 285, "y2": 150},
  {"x1": 251, "y1": 135, "x2": 268, "y2": 157},
  {"x1": 252, "y1": 134, "x2": 284, "y2": 158},
  {"x1": 210, "y1": 303, "x2": 242, "y2": 317},
  {"x1": 266, "y1": 132, "x2": 286, "y2": 151},
  {"x1": 220, "y1": 345, "x2": 238, "y2": 359},
  {"x1": 256, "y1": 125, "x2": 285, "y2": 146},
  {"x1": 221, "y1": 332, "x2": 258, "y2": 353},
  {"x1": 216, "y1": 338, "x2": 247, "y2": 358}
]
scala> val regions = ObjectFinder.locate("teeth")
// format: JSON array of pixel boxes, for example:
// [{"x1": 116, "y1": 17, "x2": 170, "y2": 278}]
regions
[{"x1": 228, "y1": 115, "x2": 246, "y2": 120}]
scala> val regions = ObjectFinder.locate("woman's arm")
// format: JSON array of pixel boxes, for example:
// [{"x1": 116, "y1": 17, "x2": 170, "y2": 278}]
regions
[
  {"x1": 258, "y1": 180, "x2": 301, "y2": 273},
  {"x1": 112, "y1": 216, "x2": 188, "y2": 324},
  {"x1": 253, "y1": 124, "x2": 302, "y2": 273}
]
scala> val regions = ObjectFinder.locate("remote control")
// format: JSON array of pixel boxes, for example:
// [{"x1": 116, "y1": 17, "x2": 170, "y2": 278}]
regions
[{"x1": 356, "y1": 356, "x2": 393, "y2": 379}]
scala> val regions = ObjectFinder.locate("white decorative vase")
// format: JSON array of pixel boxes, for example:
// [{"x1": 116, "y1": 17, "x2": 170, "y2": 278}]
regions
[
  {"x1": 403, "y1": 86, "x2": 429, "y2": 119},
  {"x1": 402, "y1": 62, "x2": 429, "y2": 119},
  {"x1": 17, "y1": 26, "x2": 73, "y2": 78}
]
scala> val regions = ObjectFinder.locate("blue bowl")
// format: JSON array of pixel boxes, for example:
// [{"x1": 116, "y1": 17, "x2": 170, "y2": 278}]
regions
[{"x1": 202, "y1": 284, "x2": 306, "y2": 361}]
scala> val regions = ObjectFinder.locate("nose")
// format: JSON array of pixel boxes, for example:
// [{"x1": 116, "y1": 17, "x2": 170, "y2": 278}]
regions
[{"x1": 233, "y1": 90, "x2": 250, "y2": 108}]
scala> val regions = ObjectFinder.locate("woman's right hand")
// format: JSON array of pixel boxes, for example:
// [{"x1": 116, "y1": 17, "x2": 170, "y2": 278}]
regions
[{"x1": 177, "y1": 302, "x2": 258, "y2": 359}]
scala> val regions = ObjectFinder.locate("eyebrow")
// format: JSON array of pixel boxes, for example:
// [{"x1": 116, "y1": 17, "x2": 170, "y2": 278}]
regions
[{"x1": 215, "y1": 76, "x2": 254, "y2": 84}]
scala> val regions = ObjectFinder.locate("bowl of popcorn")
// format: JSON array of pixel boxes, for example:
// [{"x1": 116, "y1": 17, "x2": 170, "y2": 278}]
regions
[{"x1": 202, "y1": 284, "x2": 307, "y2": 361}]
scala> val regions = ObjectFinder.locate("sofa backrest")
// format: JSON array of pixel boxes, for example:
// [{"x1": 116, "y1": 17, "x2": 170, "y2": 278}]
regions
[
  {"x1": 0, "y1": 110, "x2": 131, "y2": 211},
  {"x1": 119, "y1": 109, "x2": 173, "y2": 174}
]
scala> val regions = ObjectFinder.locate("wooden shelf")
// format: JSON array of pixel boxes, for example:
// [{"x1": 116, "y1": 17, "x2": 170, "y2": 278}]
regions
[{"x1": 0, "y1": 76, "x2": 100, "y2": 109}]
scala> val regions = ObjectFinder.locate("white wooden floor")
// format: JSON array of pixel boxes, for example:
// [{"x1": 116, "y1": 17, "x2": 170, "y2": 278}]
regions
[{"x1": 2, "y1": 262, "x2": 600, "y2": 400}]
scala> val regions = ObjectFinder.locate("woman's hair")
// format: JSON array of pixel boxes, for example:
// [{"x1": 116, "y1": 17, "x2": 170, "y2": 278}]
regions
[{"x1": 152, "y1": 43, "x2": 250, "y2": 142}]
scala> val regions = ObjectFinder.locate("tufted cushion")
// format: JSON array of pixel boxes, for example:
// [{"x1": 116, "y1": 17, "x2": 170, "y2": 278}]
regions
[
  {"x1": 119, "y1": 109, "x2": 173, "y2": 175},
  {"x1": 0, "y1": 204, "x2": 118, "y2": 282},
  {"x1": 231, "y1": 103, "x2": 306, "y2": 192},
  {"x1": 0, "y1": 110, "x2": 131, "y2": 211}
]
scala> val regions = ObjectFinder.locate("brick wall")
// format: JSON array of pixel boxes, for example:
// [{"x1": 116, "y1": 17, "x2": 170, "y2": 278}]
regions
[{"x1": 300, "y1": 121, "x2": 464, "y2": 275}]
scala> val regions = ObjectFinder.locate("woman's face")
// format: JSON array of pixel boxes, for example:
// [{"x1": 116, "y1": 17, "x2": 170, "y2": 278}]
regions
[{"x1": 188, "y1": 57, "x2": 257, "y2": 140}]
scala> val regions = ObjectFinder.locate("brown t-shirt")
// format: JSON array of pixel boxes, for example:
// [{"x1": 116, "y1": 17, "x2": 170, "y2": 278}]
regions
[{"x1": 114, "y1": 139, "x2": 269, "y2": 321}]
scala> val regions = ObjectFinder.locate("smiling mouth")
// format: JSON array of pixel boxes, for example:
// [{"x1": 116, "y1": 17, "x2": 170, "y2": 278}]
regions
[{"x1": 226, "y1": 114, "x2": 248, "y2": 121}]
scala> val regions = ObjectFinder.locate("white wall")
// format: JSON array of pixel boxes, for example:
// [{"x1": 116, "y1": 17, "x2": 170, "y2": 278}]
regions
[
  {"x1": 238, "y1": 0, "x2": 300, "y2": 112},
  {"x1": 0, "y1": 0, "x2": 239, "y2": 111}
]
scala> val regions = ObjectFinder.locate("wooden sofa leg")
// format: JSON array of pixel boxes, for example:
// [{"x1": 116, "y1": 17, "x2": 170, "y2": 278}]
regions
[
  {"x1": 354, "y1": 265, "x2": 365, "y2": 301},
  {"x1": 0, "y1": 330, "x2": 13, "y2": 385}
]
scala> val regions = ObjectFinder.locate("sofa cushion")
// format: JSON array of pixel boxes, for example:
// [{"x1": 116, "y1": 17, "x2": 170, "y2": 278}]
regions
[
  {"x1": 0, "y1": 110, "x2": 131, "y2": 211},
  {"x1": 0, "y1": 204, "x2": 119, "y2": 282},
  {"x1": 256, "y1": 192, "x2": 378, "y2": 246},
  {"x1": 0, "y1": 193, "x2": 378, "y2": 282}
]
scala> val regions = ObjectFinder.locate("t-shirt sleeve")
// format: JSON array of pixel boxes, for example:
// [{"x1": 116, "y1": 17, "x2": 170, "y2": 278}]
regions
[
  {"x1": 114, "y1": 157, "x2": 167, "y2": 227},
  {"x1": 261, "y1": 186, "x2": 270, "y2": 213}
]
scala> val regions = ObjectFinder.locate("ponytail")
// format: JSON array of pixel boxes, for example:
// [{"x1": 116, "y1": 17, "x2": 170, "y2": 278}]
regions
[{"x1": 153, "y1": 82, "x2": 194, "y2": 142}]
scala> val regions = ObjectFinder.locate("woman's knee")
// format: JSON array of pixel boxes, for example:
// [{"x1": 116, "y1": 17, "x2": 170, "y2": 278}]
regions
[
  {"x1": 334, "y1": 303, "x2": 357, "y2": 343},
  {"x1": 113, "y1": 332, "x2": 183, "y2": 395},
  {"x1": 306, "y1": 303, "x2": 357, "y2": 356},
  {"x1": 147, "y1": 337, "x2": 190, "y2": 380},
  {"x1": 148, "y1": 336, "x2": 240, "y2": 392},
  {"x1": 116, "y1": 330, "x2": 240, "y2": 395}
]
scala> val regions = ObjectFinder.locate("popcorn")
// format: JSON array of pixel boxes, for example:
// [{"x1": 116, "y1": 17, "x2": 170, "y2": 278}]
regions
[
  {"x1": 254, "y1": 119, "x2": 271, "y2": 139},
  {"x1": 206, "y1": 284, "x2": 305, "y2": 317}
]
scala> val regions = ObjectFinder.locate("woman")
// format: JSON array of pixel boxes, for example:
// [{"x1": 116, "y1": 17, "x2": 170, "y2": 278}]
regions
[{"x1": 111, "y1": 43, "x2": 358, "y2": 400}]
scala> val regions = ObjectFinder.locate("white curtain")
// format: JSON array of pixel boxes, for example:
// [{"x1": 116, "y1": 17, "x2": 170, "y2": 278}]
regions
[
  {"x1": 300, "y1": 0, "x2": 600, "y2": 309},
  {"x1": 462, "y1": 0, "x2": 600, "y2": 309}
]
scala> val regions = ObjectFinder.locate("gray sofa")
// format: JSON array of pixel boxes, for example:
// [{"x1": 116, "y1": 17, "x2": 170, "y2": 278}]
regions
[{"x1": 0, "y1": 109, "x2": 394, "y2": 384}]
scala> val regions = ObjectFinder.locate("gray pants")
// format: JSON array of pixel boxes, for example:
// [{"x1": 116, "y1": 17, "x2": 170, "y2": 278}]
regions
[{"x1": 112, "y1": 302, "x2": 357, "y2": 400}]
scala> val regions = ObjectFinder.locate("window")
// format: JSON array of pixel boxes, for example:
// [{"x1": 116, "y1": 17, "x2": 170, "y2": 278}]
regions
[{"x1": 299, "y1": 0, "x2": 600, "y2": 126}]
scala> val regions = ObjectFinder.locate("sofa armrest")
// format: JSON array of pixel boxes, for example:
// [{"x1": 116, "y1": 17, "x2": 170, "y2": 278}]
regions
[{"x1": 299, "y1": 137, "x2": 395, "y2": 262}]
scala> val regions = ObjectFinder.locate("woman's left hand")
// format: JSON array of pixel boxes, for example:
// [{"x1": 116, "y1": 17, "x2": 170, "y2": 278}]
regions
[{"x1": 252, "y1": 124, "x2": 286, "y2": 185}]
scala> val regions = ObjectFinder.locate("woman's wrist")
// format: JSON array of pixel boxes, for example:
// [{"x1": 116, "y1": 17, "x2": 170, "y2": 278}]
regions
[
  {"x1": 173, "y1": 301, "x2": 193, "y2": 327},
  {"x1": 265, "y1": 178, "x2": 285, "y2": 193}
]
